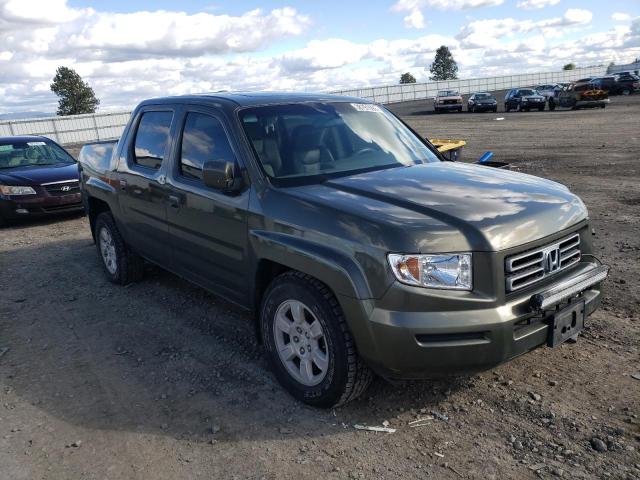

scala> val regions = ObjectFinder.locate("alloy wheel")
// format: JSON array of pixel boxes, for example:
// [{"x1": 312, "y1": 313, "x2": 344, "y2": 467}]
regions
[
  {"x1": 99, "y1": 226, "x2": 118, "y2": 275},
  {"x1": 273, "y1": 299, "x2": 329, "y2": 386}
]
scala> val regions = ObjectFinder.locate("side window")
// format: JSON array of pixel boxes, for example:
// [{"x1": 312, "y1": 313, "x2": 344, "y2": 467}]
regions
[
  {"x1": 133, "y1": 111, "x2": 173, "y2": 170},
  {"x1": 179, "y1": 112, "x2": 236, "y2": 182}
]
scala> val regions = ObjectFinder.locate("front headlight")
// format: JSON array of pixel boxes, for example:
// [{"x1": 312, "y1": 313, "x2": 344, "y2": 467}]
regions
[
  {"x1": 0, "y1": 185, "x2": 36, "y2": 196},
  {"x1": 388, "y1": 253, "x2": 472, "y2": 290}
]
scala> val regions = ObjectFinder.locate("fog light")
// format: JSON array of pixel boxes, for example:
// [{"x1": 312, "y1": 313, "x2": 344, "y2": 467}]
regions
[{"x1": 15, "y1": 208, "x2": 28, "y2": 214}]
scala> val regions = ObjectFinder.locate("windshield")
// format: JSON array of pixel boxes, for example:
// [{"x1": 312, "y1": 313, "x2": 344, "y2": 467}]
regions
[
  {"x1": 239, "y1": 102, "x2": 439, "y2": 185},
  {"x1": 475, "y1": 93, "x2": 493, "y2": 99},
  {"x1": 0, "y1": 140, "x2": 75, "y2": 169},
  {"x1": 438, "y1": 90, "x2": 458, "y2": 97},
  {"x1": 518, "y1": 89, "x2": 536, "y2": 96}
]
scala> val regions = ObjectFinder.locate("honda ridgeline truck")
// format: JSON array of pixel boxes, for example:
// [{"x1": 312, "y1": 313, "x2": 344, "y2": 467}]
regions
[{"x1": 78, "y1": 93, "x2": 609, "y2": 407}]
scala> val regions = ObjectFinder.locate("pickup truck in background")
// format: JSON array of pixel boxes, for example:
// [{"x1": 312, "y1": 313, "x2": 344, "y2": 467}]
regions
[
  {"x1": 78, "y1": 92, "x2": 609, "y2": 407},
  {"x1": 433, "y1": 90, "x2": 463, "y2": 113}
]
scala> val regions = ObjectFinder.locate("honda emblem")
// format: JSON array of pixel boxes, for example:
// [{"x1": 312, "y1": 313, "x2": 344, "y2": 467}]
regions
[{"x1": 542, "y1": 246, "x2": 560, "y2": 273}]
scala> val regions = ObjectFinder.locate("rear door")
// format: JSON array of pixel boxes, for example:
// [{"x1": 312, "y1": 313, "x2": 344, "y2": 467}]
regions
[
  {"x1": 116, "y1": 108, "x2": 176, "y2": 265},
  {"x1": 165, "y1": 107, "x2": 251, "y2": 305}
]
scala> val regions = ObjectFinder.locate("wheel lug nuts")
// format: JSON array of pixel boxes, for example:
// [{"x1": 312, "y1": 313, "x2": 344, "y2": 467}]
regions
[
  {"x1": 299, "y1": 347, "x2": 305, "y2": 354},
  {"x1": 293, "y1": 336, "x2": 299, "y2": 343}
]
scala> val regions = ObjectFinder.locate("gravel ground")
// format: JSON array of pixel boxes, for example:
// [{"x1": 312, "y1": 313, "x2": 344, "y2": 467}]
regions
[{"x1": 1, "y1": 94, "x2": 639, "y2": 480}]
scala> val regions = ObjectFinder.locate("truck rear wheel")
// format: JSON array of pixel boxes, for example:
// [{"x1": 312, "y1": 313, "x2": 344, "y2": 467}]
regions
[
  {"x1": 94, "y1": 212, "x2": 144, "y2": 285},
  {"x1": 260, "y1": 271, "x2": 372, "y2": 407}
]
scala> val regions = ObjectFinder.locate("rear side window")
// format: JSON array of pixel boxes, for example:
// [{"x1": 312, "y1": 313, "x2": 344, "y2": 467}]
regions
[
  {"x1": 179, "y1": 112, "x2": 236, "y2": 182},
  {"x1": 133, "y1": 111, "x2": 173, "y2": 170}
]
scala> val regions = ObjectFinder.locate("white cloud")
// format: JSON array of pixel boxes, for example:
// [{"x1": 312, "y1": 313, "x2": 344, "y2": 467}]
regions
[
  {"x1": 456, "y1": 9, "x2": 593, "y2": 48},
  {"x1": 516, "y1": 0, "x2": 560, "y2": 10},
  {"x1": 611, "y1": 12, "x2": 631, "y2": 22},
  {"x1": 0, "y1": 0, "x2": 638, "y2": 115},
  {"x1": 404, "y1": 9, "x2": 425, "y2": 29},
  {"x1": 392, "y1": 0, "x2": 503, "y2": 11}
]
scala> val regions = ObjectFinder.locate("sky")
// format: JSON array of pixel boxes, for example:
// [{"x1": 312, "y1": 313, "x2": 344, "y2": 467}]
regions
[{"x1": 0, "y1": 0, "x2": 638, "y2": 114}]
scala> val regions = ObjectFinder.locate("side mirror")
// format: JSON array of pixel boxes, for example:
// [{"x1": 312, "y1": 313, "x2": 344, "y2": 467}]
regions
[{"x1": 202, "y1": 160, "x2": 242, "y2": 193}]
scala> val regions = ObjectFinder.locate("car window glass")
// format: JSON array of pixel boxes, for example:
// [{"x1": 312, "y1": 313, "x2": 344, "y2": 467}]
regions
[
  {"x1": 180, "y1": 112, "x2": 236, "y2": 182},
  {"x1": 133, "y1": 111, "x2": 173, "y2": 170}
]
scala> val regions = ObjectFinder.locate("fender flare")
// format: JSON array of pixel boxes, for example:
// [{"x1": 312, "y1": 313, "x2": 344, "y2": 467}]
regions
[{"x1": 249, "y1": 230, "x2": 374, "y2": 303}]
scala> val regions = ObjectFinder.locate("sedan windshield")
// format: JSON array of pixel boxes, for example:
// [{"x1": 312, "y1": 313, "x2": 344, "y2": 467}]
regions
[
  {"x1": 518, "y1": 89, "x2": 536, "y2": 96},
  {"x1": 0, "y1": 140, "x2": 75, "y2": 169},
  {"x1": 239, "y1": 102, "x2": 439, "y2": 185},
  {"x1": 475, "y1": 93, "x2": 494, "y2": 100},
  {"x1": 438, "y1": 90, "x2": 459, "y2": 97}
]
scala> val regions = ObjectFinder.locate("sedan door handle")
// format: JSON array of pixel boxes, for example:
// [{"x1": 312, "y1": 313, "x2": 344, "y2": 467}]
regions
[{"x1": 168, "y1": 194, "x2": 181, "y2": 208}]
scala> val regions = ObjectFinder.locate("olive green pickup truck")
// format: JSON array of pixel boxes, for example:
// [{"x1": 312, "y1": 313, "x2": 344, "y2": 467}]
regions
[{"x1": 78, "y1": 92, "x2": 609, "y2": 407}]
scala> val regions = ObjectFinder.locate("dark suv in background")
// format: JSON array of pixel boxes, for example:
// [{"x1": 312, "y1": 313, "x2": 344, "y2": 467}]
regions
[
  {"x1": 591, "y1": 74, "x2": 640, "y2": 95},
  {"x1": 504, "y1": 88, "x2": 546, "y2": 112}
]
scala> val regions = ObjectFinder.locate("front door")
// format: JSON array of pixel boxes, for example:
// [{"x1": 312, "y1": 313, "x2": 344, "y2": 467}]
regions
[
  {"x1": 165, "y1": 108, "x2": 250, "y2": 305},
  {"x1": 116, "y1": 109, "x2": 175, "y2": 265}
]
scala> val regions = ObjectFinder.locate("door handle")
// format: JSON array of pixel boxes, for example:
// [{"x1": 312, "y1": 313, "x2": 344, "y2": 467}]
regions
[{"x1": 168, "y1": 194, "x2": 180, "y2": 208}]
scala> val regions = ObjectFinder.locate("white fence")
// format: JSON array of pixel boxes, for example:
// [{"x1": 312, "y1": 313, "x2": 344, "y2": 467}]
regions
[
  {"x1": 608, "y1": 61, "x2": 640, "y2": 74},
  {"x1": 331, "y1": 66, "x2": 606, "y2": 103},
  {"x1": 0, "y1": 111, "x2": 131, "y2": 145},
  {"x1": 0, "y1": 65, "x2": 607, "y2": 146}
]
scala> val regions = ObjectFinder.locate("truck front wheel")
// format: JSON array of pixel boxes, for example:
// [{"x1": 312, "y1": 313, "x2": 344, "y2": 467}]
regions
[
  {"x1": 94, "y1": 212, "x2": 144, "y2": 285},
  {"x1": 260, "y1": 271, "x2": 373, "y2": 407}
]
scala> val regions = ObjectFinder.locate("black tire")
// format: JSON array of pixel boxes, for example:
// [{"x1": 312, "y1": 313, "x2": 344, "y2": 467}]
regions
[
  {"x1": 548, "y1": 100, "x2": 556, "y2": 111},
  {"x1": 260, "y1": 271, "x2": 373, "y2": 408},
  {"x1": 504, "y1": 104, "x2": 510, "y2": 112},
  {"x1": 622, "y1": 88, "x2": 631, "y2": 96},
  {"x1": 493, "y1": 108, "x2": 497, "y2": 113},
  {"x1": 94, "y1": 212, "x2": 144, "y2": 285},
  {"x1": 538, "y1": 105, "x2": 544, "y2": 111}
]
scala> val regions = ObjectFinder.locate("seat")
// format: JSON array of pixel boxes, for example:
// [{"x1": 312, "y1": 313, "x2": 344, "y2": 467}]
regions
[
  {"x1": 290, "y1": 125, "x2": 334, "y2": 175},
  {"x1": 244, "y1": 123, "x2": 282, "y2": 176}
]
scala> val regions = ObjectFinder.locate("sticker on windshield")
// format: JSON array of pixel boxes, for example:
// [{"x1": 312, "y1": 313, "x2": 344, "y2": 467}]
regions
[
  {"x1": 350, "y1": 103, "x2": 382, "y2": 113},
  {"x1": 27, "y1": 141, "x2": 47, "y2": 146}
]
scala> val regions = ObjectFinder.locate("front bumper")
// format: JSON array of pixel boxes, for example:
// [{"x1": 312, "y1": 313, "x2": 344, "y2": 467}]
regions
[
  {"x1": 342, "y1": 261, "x2": 607, "y2": 379},
  {"x1": 435, "y1": 103, "x2": 462, "y2": 110},
  {"x1": 472, "y1": 103, "x2": 497, "y2": 111},
  {"x1": 575, "y1": 98, "x2": 609, "y2": 108},
  {"x1": 0, "y1": 192, "x2": 83, "y2": 220}
]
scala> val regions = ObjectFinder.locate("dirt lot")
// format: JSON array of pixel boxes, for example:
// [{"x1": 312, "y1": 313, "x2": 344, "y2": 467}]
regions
[{"x1": 1, "y1": 95, "x2": 639, "y2": 480}]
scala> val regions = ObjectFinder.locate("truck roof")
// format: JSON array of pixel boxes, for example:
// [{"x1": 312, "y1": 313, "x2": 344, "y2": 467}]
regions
[{"x1": 138, "y1": 91, "x2": 373, "y2": 109}]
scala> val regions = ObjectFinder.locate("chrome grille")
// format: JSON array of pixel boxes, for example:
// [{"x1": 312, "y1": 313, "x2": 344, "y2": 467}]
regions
[
  {"x1": 43, "y1": 180, "x2": 80, "y2": 196},
  {"x1": 505, "y1": 233, "x2": 581, "y2": 292}
]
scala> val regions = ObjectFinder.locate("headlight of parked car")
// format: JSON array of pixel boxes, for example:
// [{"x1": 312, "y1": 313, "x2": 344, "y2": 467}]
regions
[
  {"x1": 0, "y1": 185, "x2": 36, "y2": 195},
  {"x1": 388, "y1": 253, "x2": 472, "y2": 290}
]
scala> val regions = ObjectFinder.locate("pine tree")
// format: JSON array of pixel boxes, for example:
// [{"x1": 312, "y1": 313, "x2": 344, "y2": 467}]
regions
[
  {"x1": 50, "y1": 66, "x2": 100, "y2": 116},
  {"x1": 429, "y1": 46, "x2": 458, "y2": 81}
]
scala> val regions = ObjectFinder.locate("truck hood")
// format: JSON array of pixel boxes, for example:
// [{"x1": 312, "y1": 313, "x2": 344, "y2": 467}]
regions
[
  {"x1": 0, "y1": 163, "x2": 79, "y2": 186},
  {"x1": 315, "y1": 162, "x2": 587, "y2": 252}
]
